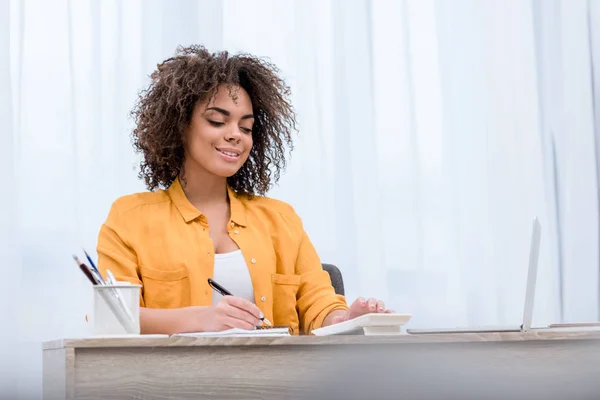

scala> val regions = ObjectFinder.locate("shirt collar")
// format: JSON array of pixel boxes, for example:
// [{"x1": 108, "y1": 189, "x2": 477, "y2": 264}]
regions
[{"x1": 167, "y1": 177, "x2": 247, "y2": 227}]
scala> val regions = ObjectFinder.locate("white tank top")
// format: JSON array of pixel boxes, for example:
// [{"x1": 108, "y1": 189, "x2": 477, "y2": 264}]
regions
[{"x1": 211, "y1": 250, "x2": 255, "y2": 304}]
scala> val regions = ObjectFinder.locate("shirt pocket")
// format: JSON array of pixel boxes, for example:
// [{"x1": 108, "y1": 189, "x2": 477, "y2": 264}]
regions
[
  {"x1": 140, "y1": 265, "x2": 191, "y2": 309},
  {"x1": 271, "y1": 273, "x2": 301, "y2": 334}
]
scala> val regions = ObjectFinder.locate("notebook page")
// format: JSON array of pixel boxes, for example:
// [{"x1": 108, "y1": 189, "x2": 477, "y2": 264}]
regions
[{"x1": 173, "y1": 327, "x2": 291, "y2": 337}]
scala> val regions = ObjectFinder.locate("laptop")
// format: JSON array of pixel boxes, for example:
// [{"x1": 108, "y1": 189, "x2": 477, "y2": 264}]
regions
[{"x1": 407, "y1": 217, "x2": 541, "y2": 334}]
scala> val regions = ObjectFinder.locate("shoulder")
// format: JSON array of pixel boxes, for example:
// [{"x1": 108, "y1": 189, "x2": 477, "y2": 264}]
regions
[
  {"x1": 237, "y1": 194, "x2": 303, "y2": 227},
  {"x1": 105, "y1": 189, "x2": 170, "y2": 221},
  {"x1": 243, "y1": 195, "x2": 296, "y2": 215}
]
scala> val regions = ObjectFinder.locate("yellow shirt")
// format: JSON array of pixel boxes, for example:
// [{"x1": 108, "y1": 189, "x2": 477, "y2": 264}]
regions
[{"x1": 96, "y1": 177, "x2": 348, "y2": 335}]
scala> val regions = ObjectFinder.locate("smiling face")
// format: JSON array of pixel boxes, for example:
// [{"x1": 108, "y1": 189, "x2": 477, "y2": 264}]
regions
[{"x1": 183, "y1": 84, "x2": 254, "y2": 179}]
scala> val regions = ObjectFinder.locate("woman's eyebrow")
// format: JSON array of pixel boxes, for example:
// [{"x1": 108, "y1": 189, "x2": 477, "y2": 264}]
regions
[{"x1": 206, "y1": 106, "x2": 254, "y2": 120}]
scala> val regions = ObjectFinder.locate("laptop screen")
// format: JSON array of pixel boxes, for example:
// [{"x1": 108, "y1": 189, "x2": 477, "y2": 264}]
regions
[{"x1": 521, "y1": 217, "x2": 542, "y2": 331}]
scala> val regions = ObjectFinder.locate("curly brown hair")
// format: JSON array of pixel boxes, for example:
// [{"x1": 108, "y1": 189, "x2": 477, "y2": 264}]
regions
[{"x1": 130, "y1": 45, "x2": 297, "y2": 196}]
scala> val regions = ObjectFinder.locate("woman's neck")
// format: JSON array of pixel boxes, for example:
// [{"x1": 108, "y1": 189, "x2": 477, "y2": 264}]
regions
[{"x1": 180, "y1": 165, "x2": 228, "y2": 207}]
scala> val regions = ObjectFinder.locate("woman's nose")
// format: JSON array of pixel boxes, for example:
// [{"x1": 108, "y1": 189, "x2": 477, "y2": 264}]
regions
[
  {"x1": 225, "y1": 127, "x2": 242, "y2": 142},
  {"x1": 225, "y1": 125, "x2": 242, "y2": 141}
]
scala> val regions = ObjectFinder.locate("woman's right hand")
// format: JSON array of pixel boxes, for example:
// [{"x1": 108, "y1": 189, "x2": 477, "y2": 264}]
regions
[{"x1": 197, "y1": 296, "x2": 264, "y2": 332}]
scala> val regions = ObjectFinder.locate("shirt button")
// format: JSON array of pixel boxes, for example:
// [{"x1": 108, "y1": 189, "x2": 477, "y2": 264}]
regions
[
  {"x1": 207, "y1": 252, "x2": 211, "y2": 257},
  {"x1": 251, "y1": 258, "x2": 256, "y2": 264},
  {"x1": 234, "y1": 229, "x2": 239, "y2": 234},
  {"x1": 230, "y1": 222, "x2": 235, "y2": 227},
  {"x1": 261, "y1": 296, "x2": 266, "y2": 302}
]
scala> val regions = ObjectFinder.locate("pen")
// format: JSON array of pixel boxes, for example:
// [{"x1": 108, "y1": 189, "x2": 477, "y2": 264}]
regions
[
  {"x1": 83, "y1": 249, "x2": 100, "y2": 273},
  {"x1": 207, "y1": 278, "x2": 272, "y2": 326},
  {"x1": 105, "y1": 268, "x2": 136, "y2": 325},
  {"x1": 207, "y1": 278, "x2": 232, "y2": 296},
  {"x1": 105, "y1": 269, "x2": 117, "y2": 285}
]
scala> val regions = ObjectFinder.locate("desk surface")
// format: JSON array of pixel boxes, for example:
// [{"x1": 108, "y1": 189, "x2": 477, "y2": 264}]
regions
[{"x1": 43, "y1": 328, "x2": 600, "y2": 350}]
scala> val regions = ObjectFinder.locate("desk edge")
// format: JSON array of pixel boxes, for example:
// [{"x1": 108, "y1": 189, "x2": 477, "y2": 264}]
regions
[{"x1": 41, "y1": 329, "x2": 600, "y2": 350}]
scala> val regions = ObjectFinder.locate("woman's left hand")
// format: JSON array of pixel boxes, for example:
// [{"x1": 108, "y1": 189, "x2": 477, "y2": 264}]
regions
[{"x1": 329, "y1": 297, "x2": 394, "y2": 325}]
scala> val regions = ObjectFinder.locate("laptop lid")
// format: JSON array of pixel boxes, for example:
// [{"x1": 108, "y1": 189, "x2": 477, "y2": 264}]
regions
[{"x1": 521, "y1": 217, "x2": 542, "y2": 331}]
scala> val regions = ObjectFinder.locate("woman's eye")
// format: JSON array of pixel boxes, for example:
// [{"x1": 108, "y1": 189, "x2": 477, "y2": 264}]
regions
[
  {"x1": 241, "y1": 127, "x2": 252, "y2": 134},
  {"x1": 209, "y1": 121, "x2": 225, "y2": 127}
]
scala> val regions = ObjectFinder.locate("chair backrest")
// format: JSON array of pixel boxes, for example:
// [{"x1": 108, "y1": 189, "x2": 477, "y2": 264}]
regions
[{"x1": 322, "y1": 263, "x2": 345, "y2": 296}]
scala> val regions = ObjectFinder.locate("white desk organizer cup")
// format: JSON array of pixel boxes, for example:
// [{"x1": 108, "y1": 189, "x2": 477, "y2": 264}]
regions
[{"x1": 92, "y1": 283, "x2": 141, "y2": 336}]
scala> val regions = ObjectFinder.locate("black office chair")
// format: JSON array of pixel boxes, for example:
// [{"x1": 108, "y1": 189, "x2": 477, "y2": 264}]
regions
[{"x1": 322, "y1": 263, "x2": 345, "y2": 296}]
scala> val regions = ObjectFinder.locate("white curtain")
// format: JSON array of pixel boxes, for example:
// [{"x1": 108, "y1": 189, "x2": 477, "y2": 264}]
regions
[
  {"x1": 533, "y1": 0, "x2": 600, "y2": 323},
  {"x1": 1, "y1": 0, "x2": 599, "y2": 397}
]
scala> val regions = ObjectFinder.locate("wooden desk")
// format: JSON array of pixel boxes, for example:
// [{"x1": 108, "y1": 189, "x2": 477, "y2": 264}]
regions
[{"x1": 43, "y1": 330, "x2": 600, "y2": 400}]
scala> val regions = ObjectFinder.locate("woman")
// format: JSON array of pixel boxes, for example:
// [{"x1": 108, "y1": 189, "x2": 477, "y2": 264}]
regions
[{"x1": 97, "y1": 45, "x2": 392, "y2": 335}]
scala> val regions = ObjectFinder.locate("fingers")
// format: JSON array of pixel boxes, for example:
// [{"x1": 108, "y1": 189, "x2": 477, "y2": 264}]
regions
[
  {"x1": 224, "y1": 296, "x2": 263, "y2": 320},
  {"x1": 367, "y1": 298, "x2": 377, "y2": 312},
  {"x1": 346, "y1": 297, "x2": 366, "y2": 319},
  {"x1": 350, "y1": 297, "x2": 391, "y2": 318},
  {"x1": 225, "y1": 318, "x2": 257, "y2": 331},
  {"x1": 224, "y1": 303, "x2": 263, "y2": 326},
  {"x1": 352, "y1": 297, "x2": 367, "y2": 310},
  {"x1": 214, "y1": 297, "x2": 263, "y2": 329}
]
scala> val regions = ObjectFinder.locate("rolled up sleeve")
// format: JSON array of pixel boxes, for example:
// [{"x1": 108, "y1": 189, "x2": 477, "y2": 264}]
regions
[
  {"x1": 294, "y1": 229, "x2": 348, "y2": 334},
  {"x1": 96, "y1": 202, "x2": 145, "y2": 306}
]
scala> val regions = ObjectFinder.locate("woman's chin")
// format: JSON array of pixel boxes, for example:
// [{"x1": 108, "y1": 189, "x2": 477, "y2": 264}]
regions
[{"x1": 209, "y1": 165, "x2": 243, "y2": 178}]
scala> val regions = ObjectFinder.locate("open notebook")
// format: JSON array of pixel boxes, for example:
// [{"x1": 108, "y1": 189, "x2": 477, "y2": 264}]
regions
[{"x1": 173, "y1": 326, "x2": 291, "y2": 338}]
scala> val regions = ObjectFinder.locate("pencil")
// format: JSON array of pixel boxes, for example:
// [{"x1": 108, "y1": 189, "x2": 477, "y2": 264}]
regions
[
  {"x1": 73, "y1": 255, "x2": 95, "y2": 284},
  {"x1": 73, "y1": 255, "x2": 105, "y2": 285}
]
